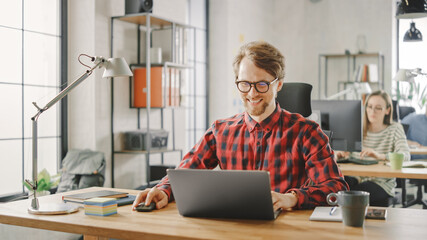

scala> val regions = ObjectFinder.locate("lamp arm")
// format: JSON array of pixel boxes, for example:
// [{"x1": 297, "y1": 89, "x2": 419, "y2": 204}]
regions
[
  {"x1": 32, "y1": 60, "x2": 103, "y2": 116},
  {"x1": 327, "y1": 87, "x2": 355, "y2": 100},
  {"x1": 27, "y1": 59, "x2": 103, "y2": 210}
]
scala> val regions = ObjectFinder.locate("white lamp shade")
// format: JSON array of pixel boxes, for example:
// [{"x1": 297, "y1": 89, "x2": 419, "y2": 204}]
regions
[
  {"x1": 395, "y1": 69, "x2": 415, "y2": 82},
  {"x1": 102, "y1": 57, "x2": 133, "y2": 78},
  {"x1": 355, "y1": 82, "x2": 372, "y2": 94}
]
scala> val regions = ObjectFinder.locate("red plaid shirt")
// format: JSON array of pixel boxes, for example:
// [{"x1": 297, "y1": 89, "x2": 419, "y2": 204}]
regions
[{"x1": 157, "y1": 103, "x2": 348, "y2": 209}]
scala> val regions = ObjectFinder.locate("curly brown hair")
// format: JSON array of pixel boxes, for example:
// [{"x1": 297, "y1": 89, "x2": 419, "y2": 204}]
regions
[{"x1": 233, "y1": 41, "x2": 285, "y2": 82}]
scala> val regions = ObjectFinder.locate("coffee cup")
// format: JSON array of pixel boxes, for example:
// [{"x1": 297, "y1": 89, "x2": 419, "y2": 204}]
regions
[
  {"x1": 326, "y1": 191, "x2": 369, "y2": 227},
  {"x1": 388, "y1": 152, "x2": 404, "y2": 170}
]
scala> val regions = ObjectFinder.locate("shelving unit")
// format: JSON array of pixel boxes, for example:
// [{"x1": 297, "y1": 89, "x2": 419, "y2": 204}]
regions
[
  {"x1": 318, "y1": 53, "x2": 384, "y2": 99},
  {"x1": 110, "y1": 13, "x2": 197, "y2": 187}
]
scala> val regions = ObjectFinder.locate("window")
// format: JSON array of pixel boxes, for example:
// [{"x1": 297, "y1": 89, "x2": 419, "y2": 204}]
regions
[
  {"x1": 397, "y1": 18, "x2": 427, "y2": 113},
  {"x1": 0, "y1": 0, "x2": 65, "y2": 197}
]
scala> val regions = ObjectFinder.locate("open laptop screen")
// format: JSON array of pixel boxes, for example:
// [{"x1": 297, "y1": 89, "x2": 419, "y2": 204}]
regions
[{"x1": 167, "y1": 169, "x2": 280, "y2": 220}]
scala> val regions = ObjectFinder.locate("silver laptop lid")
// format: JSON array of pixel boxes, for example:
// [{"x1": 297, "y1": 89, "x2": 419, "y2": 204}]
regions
[{"x1": 167, "y1": 169, "x2": 279, "y2": 220}]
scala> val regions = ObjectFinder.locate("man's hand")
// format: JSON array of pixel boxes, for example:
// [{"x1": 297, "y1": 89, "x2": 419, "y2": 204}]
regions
[
  {"x1": 334, "y1": 151, "x2": 350, "y2": 161},
  {"x1": 132, "y1": 187, "x2": 169, "y2": 211},
  {"x1": 271, "y1": 191, "x2": 298, "y2": 211}
]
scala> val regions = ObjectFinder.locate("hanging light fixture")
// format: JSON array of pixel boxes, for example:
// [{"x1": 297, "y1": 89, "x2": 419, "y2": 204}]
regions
[
  {"x1": 396, "y1": 0, "x2": 427, "y2": 19},
  {"x1": 404, "y1": 21, "x2": 423, "y2": 41}
]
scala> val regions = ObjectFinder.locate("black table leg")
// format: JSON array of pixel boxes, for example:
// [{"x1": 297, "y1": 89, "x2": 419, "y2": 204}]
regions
[{"x1": 401, "y1": 178, "x2": 407, "y2": 207}]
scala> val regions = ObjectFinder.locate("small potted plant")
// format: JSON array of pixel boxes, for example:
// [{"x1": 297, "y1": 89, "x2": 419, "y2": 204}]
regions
[
  {"x1": 395, "y1": 77, "x2": 427, "y2": 112},
  {"x1": 24, "y1": 168, "x2": 61, "y2": 196}
]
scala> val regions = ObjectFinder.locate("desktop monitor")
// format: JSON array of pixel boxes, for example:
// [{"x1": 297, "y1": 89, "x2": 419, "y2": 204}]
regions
[{"x1": 310, "y1": 100, "x2": 363, "y2": 152}]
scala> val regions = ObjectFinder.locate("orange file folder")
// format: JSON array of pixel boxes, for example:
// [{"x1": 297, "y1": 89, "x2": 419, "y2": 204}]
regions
[{"x1": 133, "y1": 67, "x2": 163, "y2": 108}]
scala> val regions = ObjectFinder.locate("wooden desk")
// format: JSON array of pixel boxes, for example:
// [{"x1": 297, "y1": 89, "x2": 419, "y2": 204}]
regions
[
  {"x1": 338, "y1": 163, "x2": 427, "y2": 179},
  {"x1": 339, "y1": 163, "x2": 427, "y2": 207},
  {"x1": 410, "y1": 147, "x2": 427, "y2": 155},
  {"x1": 1, "y1": 187, "x2": 427, "y2": 240}
]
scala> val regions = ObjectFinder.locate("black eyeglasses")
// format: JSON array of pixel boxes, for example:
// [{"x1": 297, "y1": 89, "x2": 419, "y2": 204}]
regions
[
  {"x1": 366, "y1": 105, "x2": 386, "y2": 113},
  {"x1": 235, "y1": 78, "x2": 279, "y2": 93}
]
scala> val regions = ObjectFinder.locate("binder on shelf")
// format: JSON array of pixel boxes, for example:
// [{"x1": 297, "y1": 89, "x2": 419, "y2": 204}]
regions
[
  {"x1": 172, "y1": 68, "x2": 181, "y2": 106},
  {"x1": 354, "y1": 64, "x2": 371, "y2": 82},
  {"x1": 132, "y1": 66, "x2": 165, "y2": 108},
  {"x1": 362, "y1": 64, "x2": 369, "y2": 82},
  {"x1": 354, "y1": 64, "x2": 363, "y2": 82},
  {"x1": 166, "y1": 67, "x2": 181, "y2": 107},
  {"x1": 368, "y1": 64, "x2": 378, "y2": 82}
]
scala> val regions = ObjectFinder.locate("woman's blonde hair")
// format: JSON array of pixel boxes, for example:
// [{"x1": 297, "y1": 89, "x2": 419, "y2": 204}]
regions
[
  {"x1": 233, "y1": 41, "x2": 285, "y2": 81},
  {"x1": 362, "y1": 90, "x2": 393, "y2": 138}
]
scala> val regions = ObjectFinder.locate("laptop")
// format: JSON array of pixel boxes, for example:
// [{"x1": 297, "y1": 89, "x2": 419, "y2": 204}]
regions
[{"x1": 167, "y1": 169, "x2": 281, "y2": 220}]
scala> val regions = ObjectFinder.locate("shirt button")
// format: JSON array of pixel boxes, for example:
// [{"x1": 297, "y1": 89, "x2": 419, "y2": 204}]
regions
[{"x1": 257, "y1": 142, "x2": 260, "y2": 145}]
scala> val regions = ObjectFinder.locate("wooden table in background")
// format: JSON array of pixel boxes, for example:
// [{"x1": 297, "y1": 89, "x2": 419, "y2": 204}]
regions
[
  {"x1": 338, "y1": 163, "x2": 427, "y2": 179},
  {"x1": 1, "y1": 187, "x2": 427, "y2": 240},
  {"x1": 410, "y1": 147, "x2": 427, "y2": 156},
  {"x1": 339, "y1": 163, "x2": 427, "y2": 207}
]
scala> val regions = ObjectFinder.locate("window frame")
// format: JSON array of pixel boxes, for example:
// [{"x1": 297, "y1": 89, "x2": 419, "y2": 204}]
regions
[{"x1": 0, "y1": 0, "x2": 67, "y2": 200}]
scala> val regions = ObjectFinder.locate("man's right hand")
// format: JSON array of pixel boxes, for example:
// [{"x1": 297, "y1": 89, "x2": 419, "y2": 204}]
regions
[
  {"x1": 334, "y1": 151, "x2": 349, "y2": 160},
  {"x1": 132, "y1": 187, "x2": 169, "y2": 211}
]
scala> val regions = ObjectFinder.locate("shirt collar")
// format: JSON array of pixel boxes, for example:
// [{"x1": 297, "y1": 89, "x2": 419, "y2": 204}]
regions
[{"x1": 244, "y1": 102, "x2": 282, "y2": 133}]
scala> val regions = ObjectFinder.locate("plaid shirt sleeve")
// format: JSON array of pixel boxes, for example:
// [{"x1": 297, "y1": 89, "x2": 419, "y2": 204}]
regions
[
  {"x1": 156, "y1": 124, "x2": 219, "y2": 200},
  {"x1": 285, "y1": 121, "x2": 349, "y2": 209}
]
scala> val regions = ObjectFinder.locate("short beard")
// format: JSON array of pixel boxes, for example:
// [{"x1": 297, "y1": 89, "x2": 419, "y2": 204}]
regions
[{"x1": 243, "y1": 100, "x2": 269, "y2": 116}]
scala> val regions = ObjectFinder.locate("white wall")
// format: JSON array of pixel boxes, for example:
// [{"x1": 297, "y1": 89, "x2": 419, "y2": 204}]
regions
[{"x1": 209, "y1": 0, "x2": 394, "y2": 123}]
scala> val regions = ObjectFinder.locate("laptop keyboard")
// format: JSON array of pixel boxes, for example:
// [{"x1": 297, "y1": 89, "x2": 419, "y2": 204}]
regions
[{"x1": 337, "y1": 152, "x2": 379, "y2": 165}]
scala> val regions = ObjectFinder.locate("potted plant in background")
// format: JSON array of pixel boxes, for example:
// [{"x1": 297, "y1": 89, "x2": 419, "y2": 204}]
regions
[
  {"x1": 23, "y1": 168, "x2": 61, "y2": 196},
  {"x1": 395, "y1": 73, "x2": 427, "y2": 113}
]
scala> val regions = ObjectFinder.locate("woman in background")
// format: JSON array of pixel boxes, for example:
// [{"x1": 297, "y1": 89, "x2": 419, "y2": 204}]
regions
[{"x1": 336, "y1": 90, "x2": 410, "y2": 206}]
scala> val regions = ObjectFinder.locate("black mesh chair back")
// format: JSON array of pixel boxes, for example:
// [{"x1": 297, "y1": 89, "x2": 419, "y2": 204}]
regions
[{"x1": 276, "y1": 82, "x2": 312, "y2": 117}]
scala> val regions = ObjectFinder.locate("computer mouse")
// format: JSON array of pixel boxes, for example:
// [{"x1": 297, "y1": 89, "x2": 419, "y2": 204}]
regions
[{"x1": 135, "y1": 202, "x2": 156, "y2": 212}]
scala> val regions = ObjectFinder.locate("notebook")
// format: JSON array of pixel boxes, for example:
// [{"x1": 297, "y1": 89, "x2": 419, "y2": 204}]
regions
[
  {"x1": 62, "y1": 190, "x2": 128, "y2": 204},
  {"x1": 386, "y1": 161, "x2": 427, "y2": 168},
  {"x1": 167, "y1": 169, "x2": 281, "y2": 220},
  {"x1": 309, "y1": 206, "x2": 343, "y2": 222}
]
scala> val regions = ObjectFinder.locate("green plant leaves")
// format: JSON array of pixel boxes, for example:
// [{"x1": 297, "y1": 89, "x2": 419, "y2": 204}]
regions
[{"x1": 23, "y1": 168, "x2": 61, "y2": 192}]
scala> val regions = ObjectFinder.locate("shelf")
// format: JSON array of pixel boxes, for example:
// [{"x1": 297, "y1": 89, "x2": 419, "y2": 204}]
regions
[
  {"x1": 129, "y1": 62, "x2": 193, "y2": 69},
  {"x1": 113, "y1": 13, "x2": 192, "y2": 29},
  {"x1": 129, "y1": 106, "x2": 184, "y2": 110},
  {"x1": 319, "y1": 53, "x2": 383, "y2": 58},
  {"x1": 114, "y1": 149, "x2": 182, "y2": 154},
  {"x1": 318, "y1": 52, "x2": 384, "y2": 99},
  {"x1": 337, "y1": 81, "x2": 381, "y2": 84},
  {"x1": 110, "y1": 12, "x2": 197, "y2": 188}
]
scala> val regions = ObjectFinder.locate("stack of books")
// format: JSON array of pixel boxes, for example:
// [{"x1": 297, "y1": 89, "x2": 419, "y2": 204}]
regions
[
  {"x1": 84, "y1": 197, "x2": 118, "y2": 216},
  {"x1": 62, "y1": 190, "x2": 136, "y2": 206}
]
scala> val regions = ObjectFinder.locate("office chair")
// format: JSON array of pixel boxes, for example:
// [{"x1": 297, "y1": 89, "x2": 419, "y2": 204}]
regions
[
  {"x1": 399, "y1": 106, "x2": 416, "y2": 120},
  {"x1": 276, "y1": 82, "x2": 334, "y2": 140},
  {"x1": 392, "y1": 100, "x2": 400, "y2": 122},
  {"x1": 391, "y1": 100, "x2": 416, "y2": 122},
  {"x1": 276, "y1": 82, "x2": 312, "y2": 117}
]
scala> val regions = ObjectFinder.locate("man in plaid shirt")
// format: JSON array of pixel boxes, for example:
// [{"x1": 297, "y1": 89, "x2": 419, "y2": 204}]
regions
[{"x1": 133, "y1": 41, "x2": 348, "y2": 211}]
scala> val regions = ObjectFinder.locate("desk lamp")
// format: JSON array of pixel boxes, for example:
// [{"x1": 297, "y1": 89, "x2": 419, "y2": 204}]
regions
[
  {"x1": 26, "y1": 54, "x2": 132, "y2": 215},
  {"x1": 395, "y1": 68, "x2": 427, "y2": 82},
  {"x1": 327, "y1": 82, "x2": 372, "y2": 100}
]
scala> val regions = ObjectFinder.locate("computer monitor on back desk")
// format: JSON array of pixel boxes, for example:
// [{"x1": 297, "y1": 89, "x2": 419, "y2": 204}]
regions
[{"x1": 311, "y1": 100, "x2": 363, "y2": 152}]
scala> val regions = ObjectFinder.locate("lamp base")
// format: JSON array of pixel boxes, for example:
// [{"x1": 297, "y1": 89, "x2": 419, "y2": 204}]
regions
[{"x1": 28, "y1": 202, "x2": 79, "y2": 215}]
